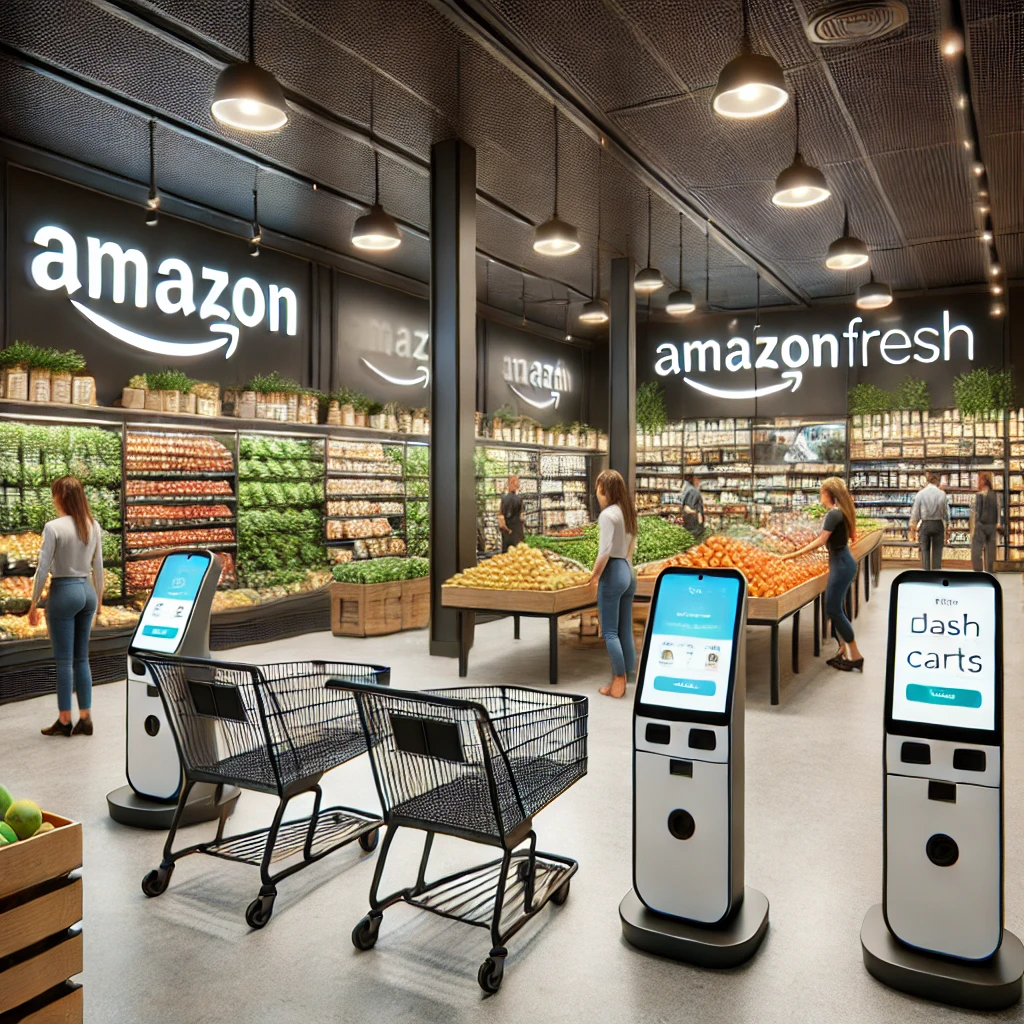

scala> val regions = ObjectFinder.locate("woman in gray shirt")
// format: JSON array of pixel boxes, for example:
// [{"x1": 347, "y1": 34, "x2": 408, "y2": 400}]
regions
[{"x1": 28, "y1": 476, "x2": 104, "y2": 737}]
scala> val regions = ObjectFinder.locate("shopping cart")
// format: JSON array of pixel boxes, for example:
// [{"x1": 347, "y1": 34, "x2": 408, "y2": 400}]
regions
[
  {"x1": 328, "y1": 680, "x2": 588, "y2": 993},
  {"x1": 135, "y1": 655, "x2": 389, "y2": 928}
]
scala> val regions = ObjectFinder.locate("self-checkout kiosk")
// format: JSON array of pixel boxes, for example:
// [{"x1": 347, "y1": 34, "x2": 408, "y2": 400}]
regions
[
  {"x1": 107, "y1": 550, "x2": 240, "y2": 829},
  {"x1": 619, "y1": 567, "x2": 769, "y2": 967},
  {"x1": 861, "y1": 570, "x2": 1023, "y2": 1010}
]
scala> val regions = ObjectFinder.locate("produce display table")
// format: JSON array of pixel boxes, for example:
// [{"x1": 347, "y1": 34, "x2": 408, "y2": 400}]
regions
[{"x1": 442, "y1": 583, "x2": 598, "y2": 684}]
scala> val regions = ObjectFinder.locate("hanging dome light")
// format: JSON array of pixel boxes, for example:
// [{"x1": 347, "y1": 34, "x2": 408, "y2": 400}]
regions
[
  {"x1": 579, "y1": 299, "x2": 608, "y2": 324},
  {"x1": 772, "y1": 93, "x2": 830, "y2": 207},
  {"x1": 825, "y1": 206, "x2": 869, "y2": 269},
  {"x1": 666, "y1": 212, "x2": 695, "y2": 315},
  {"x1": 635, "y1": 190, "x2": 665, "y2": 293},
  {"x1": 534, "y1": 107, "x2": 581, "y2": 256},
  {"x1": 352, "y1": 204, "x2": 402, "y2": 251},
  {"x1": 712, "y1": 0, "x2": 788, "y2": 119},
  {"x1": 856, "y1": 275, "x2": 892, "y2": 310},
  {"x1": 211, "y1": 1, "x2": 288, "y2": 132}
]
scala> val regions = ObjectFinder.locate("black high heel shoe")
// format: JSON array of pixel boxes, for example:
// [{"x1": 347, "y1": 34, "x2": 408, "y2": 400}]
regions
[{"x1": 837, "y1": 657, "x2": 864, "y2": 673}]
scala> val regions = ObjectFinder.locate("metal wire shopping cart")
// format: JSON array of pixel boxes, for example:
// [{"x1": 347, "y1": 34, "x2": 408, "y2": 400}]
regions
[
  {"x1": 328, "y1": 680, "x2": 588, "y2": 993},
  {"x1": 136, "y1": 655, "x2": 389, "y2": 928}
]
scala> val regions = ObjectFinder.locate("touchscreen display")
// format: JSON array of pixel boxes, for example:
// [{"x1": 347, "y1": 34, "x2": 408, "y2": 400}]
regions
[
  {"x1": 132, "y1": 553, "x2": 211, "y2": 654},
  {"x1": 890, "y1": 580, "x2": 996, "y2": 733},
  {"x1": 638, "y1": 572, "x2": 741, "y2": 715}
]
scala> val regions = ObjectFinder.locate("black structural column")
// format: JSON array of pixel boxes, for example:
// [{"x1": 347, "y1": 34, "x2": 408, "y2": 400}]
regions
[
  {"x1": 429, "y1": 139, "x2": 477, "y2": 657},
  {"x1": 609, "y1": 256, "x2": 637, "y2": 492}
]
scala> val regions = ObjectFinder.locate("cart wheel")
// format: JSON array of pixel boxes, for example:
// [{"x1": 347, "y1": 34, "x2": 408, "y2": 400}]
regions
[
  {"x1": 358, "y1": 828, "x2": 380, "y2": 853},
  {"x1": 478, "y1": 957, "x2": 504, "y2": 994},
  {"x1": 352, "y1": 915, "x2": 380, "y2": 951},
  {"x1": 141, "y1": 866, "x2": 173, "y2": 898},
  {"x1": 245, "y1": 894, "x2": 275, "y2": 929},
  {"x1": 550, "y1": 880, "x2": 570, "y2": 906}
]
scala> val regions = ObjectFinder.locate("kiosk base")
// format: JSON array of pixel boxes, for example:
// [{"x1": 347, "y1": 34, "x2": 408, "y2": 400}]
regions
[
  {"x1": 861, "y1": 904, "x2": 1024, "y2": 1011},
  {"x1": 106, "y1": 783, "x2": 240, "y2": 830},
  {"x1": 619, "y1": 887, "x2": 769, "y2": 968}
]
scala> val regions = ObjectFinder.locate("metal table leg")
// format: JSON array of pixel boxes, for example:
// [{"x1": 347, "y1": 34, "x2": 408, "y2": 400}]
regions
[
  {"x1": 853, "y1": 565, "x2": 861, "y2": 619},
  {"x1": 791, "y1": 609, "x2": 800, "y2": 674},
  {"x1": 513, "y1": 614, "x2": 521, "y2": 640},
  {"x1": 458, "y1": 611, "x2": 468, "y2": 678},
  {"x1": 548, "y1": 615, "x2": 559, "y2": 685},
  {"x1": 864, "y1": 558, "x2": 871, "y2": 603},
  {"x1": 770, "y1": 624, "x2": 780, "y2": 706},
  {"x1": 813, "y1": 596, "x2": 820, "y2": 657}
]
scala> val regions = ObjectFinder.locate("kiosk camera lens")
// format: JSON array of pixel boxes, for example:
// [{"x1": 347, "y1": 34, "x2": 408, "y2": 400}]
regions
[
  {"x1": 926, "y1": 833, "x2": 959, "y2": 867},
  {"x1": 668, "y1": 809, "x2": 696, "y2": 841},
  {"x1": 144, "y1": 715, "x2": 161, "y2": 737}
]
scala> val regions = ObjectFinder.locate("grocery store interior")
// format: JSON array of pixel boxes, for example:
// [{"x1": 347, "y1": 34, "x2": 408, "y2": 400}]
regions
[{"x1": 0, "y1": 1, "x2": 1022, "y2": 1021}]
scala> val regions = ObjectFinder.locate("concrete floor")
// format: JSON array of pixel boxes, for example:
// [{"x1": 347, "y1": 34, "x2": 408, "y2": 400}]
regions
[{"x1": 3, "y1": 570, "x2": 1024, "y2": 1023}]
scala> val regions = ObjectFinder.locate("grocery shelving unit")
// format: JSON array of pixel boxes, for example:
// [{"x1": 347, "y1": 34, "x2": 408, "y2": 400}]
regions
[
  {"x1": 751, "y1": 418, "x2": 846, "y2": 517},
  {"x1": 1006, "y1": 410, "x2": 1024, "y2": 564},
  {"x1": 683, "y1": 418, "x2": 753, "y2": 526},
  {"x1": 636, "y1": 426, "x2": 684, "y2": 517}
]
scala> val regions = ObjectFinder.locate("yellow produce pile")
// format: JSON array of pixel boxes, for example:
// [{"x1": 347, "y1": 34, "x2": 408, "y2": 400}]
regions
[
  {"x1": 445, "y1": 544, "x2": 591, "y2": 592},
  {"x1": 1, "y1": 533, "x2": 43, "y2": 562}
]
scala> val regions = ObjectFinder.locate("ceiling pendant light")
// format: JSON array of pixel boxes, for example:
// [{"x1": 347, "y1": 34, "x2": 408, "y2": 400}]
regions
[
  {"x1": 144, "y1": 120, "x2": 160, "y2": 227},
  {"x1": 825, "y1": 205, "x2": 869, "y2": 270},
  {"x1": 856, "y1": 273, "x2": 892, "y2": 310},
  {"x1": 534, "y1": 107, "x2": 581, "y2": 256},
  {"x1": 635, "y1": 191, "x2": 665, "y2": 293},
  {"x1": 666, "y1": 212, "x2": 695, "y2": 316},
  {"x1": 249, "y1": 180, "x2": 261, "y2": 257},
  {"x1": 352, "y1": 81, "x2": 402, "y2": 251},
  {"x1": 211, "y1": 0, "x2": 288, "y2": 132},
  {"x1": 579, "y1": 155, "x2": 608, "y2": 324},
  {"x1": 703, "y1": 220, "x2": 712, "y2": 310},
  {"x1": 712, "y1": 0, "x2": 789, "y2": 119},
  {"x1": 773, "y1": 95, "x2": 830, "y2": 207}
]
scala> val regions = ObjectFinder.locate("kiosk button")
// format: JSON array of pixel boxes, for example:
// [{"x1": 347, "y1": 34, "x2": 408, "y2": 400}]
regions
[
  {"x1": 688, "y1": 728, "x2": 717, "y2": 751},
  {"x1": 928, "y1": 781, "x2": 957, "y2": 803},
  {"x1": 952, "y1": 748, "x2": 986, "y2": 772},
  {"x1": 667, "y1": 809, "x2": 696, "y2": 841},
  {"x1": 900, "y1": 741, "x2": 931, "y2": 765},
  {"x1": 645, "y1": 723, "x2": 671, "y2": 745}
]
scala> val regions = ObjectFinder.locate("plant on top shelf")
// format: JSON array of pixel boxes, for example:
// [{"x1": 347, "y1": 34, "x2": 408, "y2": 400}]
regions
[
  {"x1": 636, "y1": 381, "x2": 668, "y2": 435},
  {"x1": 893, "y1": 375, "x2": 930, "y2": 412},
  {"x1": 0, "y1": 342, "x2": 86, "y2": 374},
  {"x1": 846, "y1": 382, "x2": 893, "y2": 415},
  {"x1": 952, "y1": 367, "x2": 1014, "y2": 417},
  {"x1": 490, "y1": 404, "x2": 517, "y2": 426},
  {"x1": 144, "y1": 368, "x2": 196, "y2": 394},
  {"x1": 244, "y1": 370, "x2": 304, "y2": 394}
]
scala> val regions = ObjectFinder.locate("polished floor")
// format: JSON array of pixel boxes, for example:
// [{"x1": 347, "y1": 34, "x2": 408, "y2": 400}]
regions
[{"x1": 3, "y1": 570, "x2": 1023, "y2": 1023}]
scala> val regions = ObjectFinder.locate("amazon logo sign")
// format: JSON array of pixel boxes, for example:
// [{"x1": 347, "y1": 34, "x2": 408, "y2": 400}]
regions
[
  {"x1": 502, "y1": 356, "x2": 572, "y2": 411},
  {"x1": 28, "y1": 226, "x2": 298, "y2": 359}
]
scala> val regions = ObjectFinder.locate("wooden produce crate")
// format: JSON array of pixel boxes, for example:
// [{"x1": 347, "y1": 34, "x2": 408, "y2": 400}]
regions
[
  {"x1": 441, "y1": 581, "x2": 597, "y2": 615},
  {"x1": 331, "y1": 577, "x2": 430, "y2": 637},
  {"x1": 401, "y1": 576, "x2": 430, "y2": 631},
  {"x1": 0, "y1": 813, "x2": 83, "y2": 1022}
]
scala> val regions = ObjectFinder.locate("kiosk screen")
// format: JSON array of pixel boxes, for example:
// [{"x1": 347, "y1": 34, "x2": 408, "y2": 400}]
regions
[
  {"x1": 132, "y1": 552, "x2": 211, "y2": 655},
  {"x1": 890, "y1": 579, "x2": 997, "y2": 733},
  {"x1": 638, "y1": 572, "x2": 741, "y2": 715}
]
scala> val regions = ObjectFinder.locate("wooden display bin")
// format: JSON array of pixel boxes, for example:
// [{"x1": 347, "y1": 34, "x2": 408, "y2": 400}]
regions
[
  {"x1": 441, "y1": 581, "x2": 597, "y2": 615},
  {"x1": 331, "y1": 577, "x2": 430, "y2": 637},
  {"x1": 0, "y1": 812, "x2": 83, "y2": 1022}
]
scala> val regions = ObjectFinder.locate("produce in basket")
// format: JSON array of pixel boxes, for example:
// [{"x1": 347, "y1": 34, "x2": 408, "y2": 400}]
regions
[{"x1": 445, "y1": 544, "x2": 590, "y2": 591}]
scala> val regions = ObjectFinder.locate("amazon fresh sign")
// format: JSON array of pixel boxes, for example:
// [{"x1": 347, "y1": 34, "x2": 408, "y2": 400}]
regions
[
  {"x1": 502, "y1": 356, "x2": 572, "y2": 411},
  {"x1": 642, "y1": 298, "x2": 994, "y2": 417}
]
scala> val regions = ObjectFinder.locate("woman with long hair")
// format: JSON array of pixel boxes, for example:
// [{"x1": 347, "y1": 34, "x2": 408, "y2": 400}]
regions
[
  {"x1": 971, "y1": 471, "x2": 1000, "y2": 572},
  {"x1": 589, "y1": 469, "x2": 637, "y2": 698},
  {"x1": 28, "y1": 476, "x2": 104, "y2": 736},
  {"x1": 781, "y1": 476, "x2": 863, "y2": 671}
]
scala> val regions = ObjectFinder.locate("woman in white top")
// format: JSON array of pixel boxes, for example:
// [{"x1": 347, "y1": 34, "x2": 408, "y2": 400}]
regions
[
  {"x1": 588, "y1": 469, "x2": 637, "y2": 699},
  {"x1": 28, "y1": 476, "x2": 104, "y2": 737}
]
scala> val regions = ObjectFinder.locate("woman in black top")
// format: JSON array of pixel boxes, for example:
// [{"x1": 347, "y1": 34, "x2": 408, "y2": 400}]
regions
[
  {"x1": 971, "y1": 471, "x2": 1000, "y2": 573},
  {"x1": 781, "y1": 477, "x2": 863, "y2": 671},
  {"x1": 498, "y1": 475, "x2": 524, "y2": 552}
]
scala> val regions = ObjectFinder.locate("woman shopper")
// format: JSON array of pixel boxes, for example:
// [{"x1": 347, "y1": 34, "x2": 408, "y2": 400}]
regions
[
  {"x1": 28, "y1": 477, "x2": 103, "y2": 736},
  {"x1": 781, "y1": 477, "x2": 864, "y2": 672},
  {"x1": 971, "y1": 472, "x2": 1000, "y2": 573},
  {"x1": 589, "y1": 469, "x2": 637, "y2": 699}
]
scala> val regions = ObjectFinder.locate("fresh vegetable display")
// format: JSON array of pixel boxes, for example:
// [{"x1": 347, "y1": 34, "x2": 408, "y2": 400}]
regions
[
  {"x1": 525, "y1": 516, "x2": 695, "y2": 570},
  {"x1": 332, "y1": 557, "x2": 429, "y2": 584},
  {"x1": 444, "y1": 545, "x2": 590, "y2": 591},
  {"x1": 0, "y1": 790, "x2": 52, "y2": 846}
]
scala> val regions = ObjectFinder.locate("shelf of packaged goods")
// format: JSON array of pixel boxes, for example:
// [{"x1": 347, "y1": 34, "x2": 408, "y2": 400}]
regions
[
  {"x1": 125, "y1": 543, "x2": 236, "y2": 560},
  {"x1": 324, "y1": 470, "x2": 403, "y2": 479},
  {"x1": 326, "y1": 514, "x2": 405, "y2": 522},
  {"x1": 125, "y1": 518, "x2": 236, "y2": 531},
  {"x1": 125, "y1": 495, "x2": 236, "y2": 505},
  {"x1": 126, "y1": 470, "x2": 235, "y2": 479}
]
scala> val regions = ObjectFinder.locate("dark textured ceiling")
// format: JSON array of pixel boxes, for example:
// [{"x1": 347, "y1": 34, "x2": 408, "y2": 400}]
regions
[{"x1": 0, "y1": 0, "x2": 1016, "y2": 331}]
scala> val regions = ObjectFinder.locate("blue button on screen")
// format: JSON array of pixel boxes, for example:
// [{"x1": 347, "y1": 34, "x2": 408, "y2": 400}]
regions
[
  {"x1": 652, "y1": 676, "x2": 717, "y2": 697},
  {"x1": 142, "y1": 625, "x2": 179, "y2": 639},
  {"x1": 906, "y1": 684, "x2": 982, "y2": 709}
]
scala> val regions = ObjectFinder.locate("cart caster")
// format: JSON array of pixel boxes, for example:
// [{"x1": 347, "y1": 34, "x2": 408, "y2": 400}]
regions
[
  {"x1": 550, "y1": 879, "x2": 570, "y2": 905},
  {"x1": 352, "y1": 914, "x2": 382, "y2": 951},
  {"x1": 141, "y1": 865, "x2": 173, "y2": 898},
  {"x1": 358, "y1": 828, "x2": 380, "y2": 853},
  {"x1": 245, "y1": 892, "x2": 276, "y2": 929},
  {"x1": 478, "y1": 951, "x2": 506, "y2": 994}
]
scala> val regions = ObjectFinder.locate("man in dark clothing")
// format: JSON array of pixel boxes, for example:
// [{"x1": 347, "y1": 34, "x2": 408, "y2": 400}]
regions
[
  {"x1": 680, "y1": 474, "x2": 705, "y2": 539},
  {"x1": 499, "y1": 475, "x2": 524, "y2": 552},
  {"x1": 971, "y1": 472, "x2": 1001, "y2": 572}
]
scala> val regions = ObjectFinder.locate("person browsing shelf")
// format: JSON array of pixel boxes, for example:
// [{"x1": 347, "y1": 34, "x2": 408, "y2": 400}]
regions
[
  {"x1": 589, "y1": 469, "x2": 637, "y2": 699},
  {"x1": 909, "y1": 471, "x2": 949, "y2": 571},
  {"x1": 780, "y1": 477, "x2": 863, "y2": 672},
  {"x1": 971, "y1": 471, "x2": 1001, "y2": 573},
  {"x1": 498, "y1": 475, "x2": 524, "y2": 552},
  {"x1": 28, "y1": 476, "x2": 104, "y2": 737},
  {"x1": 680, "y1": 474, "x2": 705, "y2": 539}
]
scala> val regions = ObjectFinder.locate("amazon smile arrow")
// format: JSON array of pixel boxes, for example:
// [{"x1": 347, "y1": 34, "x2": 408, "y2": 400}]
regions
[
  {"x1": 682, "y1": 370, "x2": 802, "y2": 401},
  {"x1": 71, "y1": 301, "x2": 240, "y2": 358},
  {"x1": 360, "y1": 357, "x2": 430, "y2": 388},
  {"x1": 508, "y1": 384, "x2": 561, "y2": 410}
]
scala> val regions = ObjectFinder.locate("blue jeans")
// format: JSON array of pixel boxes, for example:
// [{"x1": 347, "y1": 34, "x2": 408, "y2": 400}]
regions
[
  {"x1": 826, "y1": 547, "x2": 857, "y2": 645},
  {"x1": 598, "y1": 557, "x2": 636, "y2": 677},
  {"x1": 45, "y1": 577, "x2": 97, "y2": 713}
]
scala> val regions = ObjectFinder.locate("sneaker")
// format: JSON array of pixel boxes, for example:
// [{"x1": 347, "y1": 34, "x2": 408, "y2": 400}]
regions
[
  {"x1": 71, "y1": 718, "x2": 93, "y2": 736},
  {"x1": 41, "y1": 719, "x2": 72, "y2": 737}
]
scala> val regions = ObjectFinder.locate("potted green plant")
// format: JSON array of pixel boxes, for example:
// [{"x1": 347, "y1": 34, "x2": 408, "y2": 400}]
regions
[
  {"x1": 367, "y1": 400, "x2": 385, "y2": 430},
  {"x1": 383, "y1": 401, "x2": 401, "y2": 432}
]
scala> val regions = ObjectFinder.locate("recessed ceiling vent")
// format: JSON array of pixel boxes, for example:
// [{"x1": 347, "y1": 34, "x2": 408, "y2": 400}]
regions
[{"x1": 806, "y1": 1, "x2": 908, "y2": 44}]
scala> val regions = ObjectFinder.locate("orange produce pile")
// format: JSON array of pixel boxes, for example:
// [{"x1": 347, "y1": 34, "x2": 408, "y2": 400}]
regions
[{"x1": 640, "y1": 536, "x2": 826, "y2": 598}]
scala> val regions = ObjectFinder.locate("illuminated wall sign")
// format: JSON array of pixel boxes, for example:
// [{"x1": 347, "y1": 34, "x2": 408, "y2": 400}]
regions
[
  {"x1": 29, "y1": 225, "x2": 298, "y2": 359},
  {"x1": 502, "y1": 356, "x2": 572, "y2": 409}
]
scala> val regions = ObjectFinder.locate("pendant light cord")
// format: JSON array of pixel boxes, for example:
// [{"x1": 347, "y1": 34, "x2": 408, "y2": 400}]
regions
[
  {"x1": 705, "y1": 220, "x2": 710, "y2": 308},
  {"x1": 248, "y1": 0, "x2": 256, "y2": 64},
  {"x1": 741, "y1": 0, "x2": 750, "y2": 51},
  {"x1": 370, "y1": 78, "x2": 379, "y2": 205},
  {"x1": 646, "y1": 190, "x2": 653, "y2": 267},
  {"x1": 677, "y1": 212, "x2": 683, "y2": 287},
  {"x1": 793, "y1": 91, "x2": 800, "y2": 159},
  {"x1": 842, "y1": 201, "x2": 849, "y2": 236},
  {"x1": 252, "y1": 166, "x2": 259, "y2": 236},
  {"x1": 594, "y1": 148, "x2": 602, "y2": 300},
  {"x1": 552, "y1": 105, "x2": 559, "y2": 218},
  {"x1": 148, "y1": 120, "x2": 156, "y2": 195}
]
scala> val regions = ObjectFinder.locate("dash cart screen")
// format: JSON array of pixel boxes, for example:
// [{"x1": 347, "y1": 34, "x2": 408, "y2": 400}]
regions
[
  {"x1": 639, "y1": 573, "x2": 741, "y2": 714},
  {"x1": 132, "y1": 553, "x2": 210, "y2": 654},
  {"x1": 891, "y1": 580, "x2": 997, "y2": 732}
]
